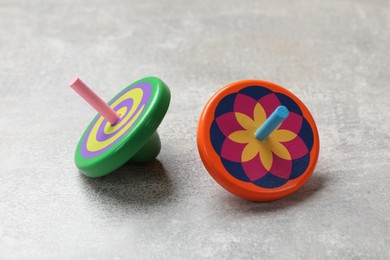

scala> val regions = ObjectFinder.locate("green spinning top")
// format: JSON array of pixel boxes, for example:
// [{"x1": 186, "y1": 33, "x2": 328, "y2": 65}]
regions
[{"x1": 70, "y1": 76, "x2": 170, "y2": 178}]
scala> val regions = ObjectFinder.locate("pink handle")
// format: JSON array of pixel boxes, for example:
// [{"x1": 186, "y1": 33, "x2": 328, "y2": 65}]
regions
[{"x1": 70, "y1": 77, "x2": 120, "y2": 125}]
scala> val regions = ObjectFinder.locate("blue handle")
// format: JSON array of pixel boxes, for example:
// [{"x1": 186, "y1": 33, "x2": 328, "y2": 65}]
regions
[{"x1": 255, "y1": 106, "x2": 289, "y2": 141}]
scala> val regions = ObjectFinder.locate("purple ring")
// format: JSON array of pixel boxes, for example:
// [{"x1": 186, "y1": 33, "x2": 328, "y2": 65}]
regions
[{"x1": 95, "y1": 98, "x2": 134, "y2": 142}]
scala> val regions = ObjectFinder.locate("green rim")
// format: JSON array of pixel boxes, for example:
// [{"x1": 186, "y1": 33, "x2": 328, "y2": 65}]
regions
[{"x1": 74, "y1": 77, "x2": 170, "y2": 178}]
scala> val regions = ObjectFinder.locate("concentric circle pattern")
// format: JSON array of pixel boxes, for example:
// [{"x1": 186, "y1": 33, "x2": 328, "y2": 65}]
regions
[
  {"x1": 80, "y1": 82, "x2": 152, "y2": 158},
  {"x1": 209, "y1": 85, "x2": 314, "y2": 189}
]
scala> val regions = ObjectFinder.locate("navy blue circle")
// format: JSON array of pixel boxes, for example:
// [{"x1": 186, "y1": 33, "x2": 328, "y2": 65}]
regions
[{"x1": 210, "y1": 85, "x2": 314, "y2": 189}]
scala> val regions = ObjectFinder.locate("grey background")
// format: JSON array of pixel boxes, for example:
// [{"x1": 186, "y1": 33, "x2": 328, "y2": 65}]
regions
[{"x1": 0, "y1": 0, "x2": 389, "y2": 259}]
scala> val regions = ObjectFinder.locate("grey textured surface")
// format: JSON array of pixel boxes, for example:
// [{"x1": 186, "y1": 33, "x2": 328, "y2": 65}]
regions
[{"x1": 0, "y1": 0, "x2": 389, "y2": 259}]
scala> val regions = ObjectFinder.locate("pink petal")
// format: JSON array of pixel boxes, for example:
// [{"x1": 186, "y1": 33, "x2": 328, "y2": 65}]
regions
[
  {"x1": 234, "y1": 94, "x2": 257, "y2": 119},
  {"x1": 242, "y1": 154, "x2": 268, "y2": 181},
  {"x1": 216, "y1": 112, "x2": 245, "y2": 137},
  {"x1": 279, "y1": 112, "x2": 303, "y2": 134},
  {"x1": 221, "y1": 138, "x2": 247, "y2": 163},
  {"x1": 258, "y1": 93, "x2": 281, "y2": 117},
  {"x1": 283, "y1": 136, "x2": 309, "y2": 160},
  {"x1": 269, "y1": 154, "x2": 292, "y2": 179}
]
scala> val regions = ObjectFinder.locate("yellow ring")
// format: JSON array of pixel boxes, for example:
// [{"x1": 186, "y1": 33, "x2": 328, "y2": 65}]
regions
[{"x1": 86, "y1": 88, "x2": 144, "y2": 152}]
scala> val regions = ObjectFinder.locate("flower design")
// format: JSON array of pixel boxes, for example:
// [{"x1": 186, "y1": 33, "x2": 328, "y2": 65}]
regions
[
  {"x1": 228, "y1": 103, "x2": 296, "y2": 169},
  {"x1": 210, "y1": 86, "x2": 314, "y2": 188}
]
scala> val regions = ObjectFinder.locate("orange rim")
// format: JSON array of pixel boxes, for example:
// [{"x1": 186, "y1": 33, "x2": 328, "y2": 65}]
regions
[{"x1": 197, "y1": 80, "x2": 320, "y2": 201}]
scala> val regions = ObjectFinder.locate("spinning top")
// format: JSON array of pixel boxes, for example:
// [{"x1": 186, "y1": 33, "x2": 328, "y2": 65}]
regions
[
  {"x1": 70, "y1": 77, "x2": 170, "y2": 178},
  {"x1": 197, "y1": 80, "x2": 319, "y2": 201}
]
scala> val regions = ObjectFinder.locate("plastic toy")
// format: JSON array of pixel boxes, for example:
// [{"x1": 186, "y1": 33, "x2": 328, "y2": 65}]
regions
[
  {"x1": 70, "y1": 77, "x2": 170, "y2": 178},
  {"x1": 197, "y1": 80, "x2": 319, "y2": 201}
]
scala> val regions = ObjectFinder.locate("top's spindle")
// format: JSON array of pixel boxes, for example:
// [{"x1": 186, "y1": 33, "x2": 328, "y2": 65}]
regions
[
  {"x1": 255, "y1": 105, "x2": 289, "y2": 141},
  {"x1": 70, "y1": 78, "x2": 120, "y2": 125}
]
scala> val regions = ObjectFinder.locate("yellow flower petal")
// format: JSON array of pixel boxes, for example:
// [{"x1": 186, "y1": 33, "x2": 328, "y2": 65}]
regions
[
  {"x1": 258, "y1": 143, "x2": 273, "y2": 170},
  {"x1": 253, "y1": 103, "x2": 266, "y2": 125},
  {"x1": 241, "y1": 142, "x2": 259, "y2": 162},
  {"x1": 271, "y1": 129, "x2": 297, "y2": 143},
  {"x1": 228, "y1": 130, "x2": 252, "y2": 143},
  {"x1": 235, "y1": 112, "x2": 255, "y2": 130},
  {"x1": 267, "y1": 139, "x2": 291, "y2": 160}
]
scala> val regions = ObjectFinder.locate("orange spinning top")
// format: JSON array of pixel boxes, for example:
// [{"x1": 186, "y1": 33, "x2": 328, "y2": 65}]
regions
[{"x1": 197, "y1": 80, "x2": 319, "y2": 201}]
